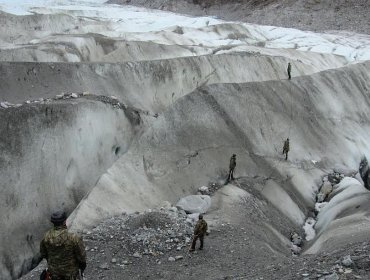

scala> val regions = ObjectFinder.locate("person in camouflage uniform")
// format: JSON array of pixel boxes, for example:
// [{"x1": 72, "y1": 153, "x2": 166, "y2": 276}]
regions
[
  {"x1": 190, "y1": 214, "x2": 208, "y2": 251},
  {"x1": 40, "y1": 211, "x2": 86, "y2": 280},
  {"x1": 227, "y1": 154, "x2": 237, "y2": 182},
  {"x1": 282, "y1": 138, "x2": 290, "y2": 160},
  {"x1": 287, "y1": 62, "x2": 292, "y2": 80}
]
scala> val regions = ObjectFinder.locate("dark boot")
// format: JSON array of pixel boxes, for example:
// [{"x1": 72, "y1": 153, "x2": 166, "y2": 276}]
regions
[{"x1": 190, "y1": 236, "x2": 198, "y2": 252}]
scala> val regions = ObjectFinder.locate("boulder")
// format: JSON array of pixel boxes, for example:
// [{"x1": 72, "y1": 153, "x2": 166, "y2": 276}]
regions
[
  {"x1": 320, "y1": 181, "x2": 333, "y2": 196},
  {"x1": 342, "y1": 255, "x2": 353, "y2": 267},
  {"x1": 176, "y1": 195, "x2": 211, "y2": 214},
  {"x1": 322, "y1": 272, "x2": 339, "y2": 280},
  {"x1": 317, "y1": 193, "x2": 325, "y2": 203},
  {"x1": 187, "y1": 213, "x2": 200, "y2": 222},
  {"x1": 291, "y1": 244, "x2": 301, "y2": 255},
  {"x1": 291, "y1": 232, "x2": 302, "y2": 246}
]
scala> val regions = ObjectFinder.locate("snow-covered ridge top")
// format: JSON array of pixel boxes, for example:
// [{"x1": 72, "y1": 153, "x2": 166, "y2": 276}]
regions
[{"x1": 1, "y1": 0, "x2": 370, "y2": 62}]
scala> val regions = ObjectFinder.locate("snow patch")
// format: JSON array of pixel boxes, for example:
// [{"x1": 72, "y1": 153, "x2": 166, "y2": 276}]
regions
[{"x1": 303, "y1": 217, "x2": 316, "y2": 241}]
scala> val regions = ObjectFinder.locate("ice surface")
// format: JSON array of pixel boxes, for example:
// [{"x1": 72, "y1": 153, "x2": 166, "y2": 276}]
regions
[
  {"x1": 0, "y1": 0, "x2": 370, "y2": 62},
  {"x1": 315, "y1": 177, "x2": 368, "y2": 235}
]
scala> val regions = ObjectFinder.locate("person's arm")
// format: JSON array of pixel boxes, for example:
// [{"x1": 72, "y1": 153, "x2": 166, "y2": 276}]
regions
[
  {"x1": 40, "y1": 238, "x2": 47, "y2": 260},
  {"x1": 194, "y1": 222, "x2": 200, "y2": 235}
]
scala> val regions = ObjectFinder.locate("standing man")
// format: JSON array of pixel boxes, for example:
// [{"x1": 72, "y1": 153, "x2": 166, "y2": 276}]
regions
[
  {"x1": 40, "y1": 211, "x2": 86, "y2": 280},
  {"x1": 190, "y1": 214, "x2": 208, "y2": 251},
  {"x1": 228, "y1": 154, "x2": 237, "y2": 182},
  {"x1": 287, "y1": 62, "x2": 292, "y2": 80},
  {"x1": 282, "y1": 138, "x2": 290, "y2": 160}
]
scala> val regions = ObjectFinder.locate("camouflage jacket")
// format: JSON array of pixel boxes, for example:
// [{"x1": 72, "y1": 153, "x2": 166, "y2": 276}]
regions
[
  {"x1": 287, "y1": 63, "x2": 292, "y2": 72},
  {"x1": 40, "y1": 225, "x2": 86, "y2": 278},
  {"x1": 194, "y1": 219, "x2": 208, "y2": 236},
  {"x1": 229, "y1": 157, "x2": 236, "y2": 170}
]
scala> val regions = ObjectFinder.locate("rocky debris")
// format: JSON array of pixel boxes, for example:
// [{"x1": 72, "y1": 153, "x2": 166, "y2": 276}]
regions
[
  {"x1": 341, "y1": 255, "x2": 353, "y2": 267},
  {"x1": 198, "y1": 186, "x2": 209, "y2": 195},
  {"x1": 176, "y1": 195, "x2": 211, "y2": 214},
  {"x1": 82, "y1": 208, "x2": 194, "y2": 276},
  {"x1": 20, "y1": 207, "x2": 370, "y2": 280},
  {"x1": 290, "y1": 232, "x2": 303, "y2": 247},
  {"x1": 359, "y1": 157, "x2": 370, "y2": 190},
  {"x1": 99, "y1": 263, "x2": 109, "y2": 270},
  {"x1": 0, "y1": 101, "x2": 23, "y2": 108},
  {"x1": 0, "y1": 102, "x2": 9, "y2": 108},
  {"x1": 290, "y1": 231, "x2": 304, "y2": 255},
  {"x1": 327, "y1": 172, "x2": 343, "y2": 185},
  {"x1": 291, "y1": 244, "x2": 301, "y2": 255},
  {"x1": 199, "y1": 182, "x2": 223, "y2": 196},
  {"x1": 0, "y1": 92, "x2": 128, "y2": 111},
  {"x1": 316, "y1": 168, "x2": 358, "y2": 206},
  {"x1": 317, "y1": 181, "x2": 333, "y2": 203},
  {"x1": 172, "y1": 26, "x2": 184, "y2": 35},
  {"x1": 321, "y1": 272, "x2": 339, "y2": 280}
]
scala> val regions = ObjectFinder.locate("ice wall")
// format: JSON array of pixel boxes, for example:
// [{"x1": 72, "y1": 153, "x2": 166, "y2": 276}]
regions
[{"x1": 0, "y1": 99, "x2": 140, "y2": 279}]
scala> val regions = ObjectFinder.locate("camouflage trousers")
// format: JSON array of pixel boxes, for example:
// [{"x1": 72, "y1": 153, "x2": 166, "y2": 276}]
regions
[
  {"x1": 191, "y1": 234, "x2": 204, "y2": 250},
  {"x1": 227, "y1": 168, "x2": 235, "y2": 181}
]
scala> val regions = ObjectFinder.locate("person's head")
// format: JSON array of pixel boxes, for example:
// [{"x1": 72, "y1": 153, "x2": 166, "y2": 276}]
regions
[
  {"x1": 50, "y1": 211, "x2": 67, "y2": 226},
  {"x1": 287, "y1": 138, "x2": 289, "y2": 141},
  {"x1": 288, "y1": 62, "x2": 291, "y2": 65},
  {"x1": 198, "y1": 214, "x2": 203, "y2": 220},
  {"x1": 232, "y1": 154, "x2": 236, "y2": 158}
]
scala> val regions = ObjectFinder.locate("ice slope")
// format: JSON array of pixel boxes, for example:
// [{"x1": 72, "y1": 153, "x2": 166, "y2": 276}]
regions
[{"x1": 70, "y1": 61, "x2": 370, "y2": 236}]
